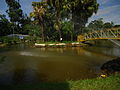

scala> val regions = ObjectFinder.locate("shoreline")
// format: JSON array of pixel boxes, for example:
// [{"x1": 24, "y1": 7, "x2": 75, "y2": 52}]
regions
[{"x1": 34, "y1": 42, "x2": 88, "y2": 48}]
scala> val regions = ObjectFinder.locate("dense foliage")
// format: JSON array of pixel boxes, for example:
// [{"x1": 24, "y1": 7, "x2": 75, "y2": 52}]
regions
[
  {"x1": 84, "y1": 18, "x2": 114, "y2": 33},
  {"x1": 2, "y1": 0, "x2": 116, "y2": 42},
  {"x1": 0, "y1": 14, "x2": 12, "y2": 36},
  {"x1": 29, "y1": 0, "x2": 99, "y2": 41},
  {"x1": 5, "y1": 0, "x2": 23, "y2": 33}
]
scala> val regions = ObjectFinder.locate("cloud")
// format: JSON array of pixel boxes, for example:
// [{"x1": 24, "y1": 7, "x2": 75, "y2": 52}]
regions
[
  {"x1": 98, "y1": 0, "x2": 109, "y2": 5},
  {"x1": 98, "y1": 0, "x2": 120, "y2": 5},
  {"x1": 95, "y1": 5, "x2": 120, "y2": 16},
  {"x1": 0, "y1": 10, "x2": 6, "y2": 15},
  {"x1": 88, "y1": 4, "x2": 120, "y2": 25},
  {"x1": 102, "y1": 14, "x2": 120, "y2": 24}
]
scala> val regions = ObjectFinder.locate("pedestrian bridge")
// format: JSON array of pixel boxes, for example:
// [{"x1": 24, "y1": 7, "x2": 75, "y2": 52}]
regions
[{"x1": 77, "y1": 28, "x2": 120, "y2": 42}]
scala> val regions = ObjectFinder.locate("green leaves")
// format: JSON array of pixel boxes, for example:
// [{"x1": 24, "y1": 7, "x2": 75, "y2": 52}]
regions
[
  {"x1": 29, "y1": 0, "x2": 99, "y2": 41},
  {"x1": 0, "y1": 14, "x2": 13, "y2": 36},
  {"x1": 30, "y1": 1, "x2": 49, "y2": 41},
  {"x1": 31, "y1": 2, "x2": 47, "y2": 19},
  {"x1": 30, "y1": 12, "x2": 35, "y2": 18},
  {"x1": 88, "y1": 7, "x2": 94, "y2": 11},
  {"x1": 5, "y1": 0, "x2": 23, "y2": 22},
  {"x1": 54, "y1": 24, "x2": 59, "y2": 31},
  {"x1": 87, "y1": 18, "x2": 114, "y2": 31}
]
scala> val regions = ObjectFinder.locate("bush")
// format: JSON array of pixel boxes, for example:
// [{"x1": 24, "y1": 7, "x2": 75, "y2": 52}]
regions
[{"x1": 0, "y1": 36, "x2": 20, "y2": 44}]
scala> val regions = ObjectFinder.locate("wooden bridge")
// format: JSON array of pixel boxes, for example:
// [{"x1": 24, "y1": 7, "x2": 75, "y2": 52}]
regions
[{"x1": 77, "y1": 28, "x2": 120, "y2": 42}]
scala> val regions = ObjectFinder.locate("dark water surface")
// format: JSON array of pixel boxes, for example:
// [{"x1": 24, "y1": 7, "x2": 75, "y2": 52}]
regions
[{"x1": 0, "y1": 43, "x2": 119, "y2": 84}]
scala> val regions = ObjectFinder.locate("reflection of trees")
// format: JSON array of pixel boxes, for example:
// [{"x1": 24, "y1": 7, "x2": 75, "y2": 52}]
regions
[
  {"x1": 13, "y1": 69, "x2": 26, "y2": 84},
  {"x1": 40, "y1": 47, "x2": 65, "y2": 53},
  {"x1": 76, "y1": 47, "x2": 92, "y2": 56}
]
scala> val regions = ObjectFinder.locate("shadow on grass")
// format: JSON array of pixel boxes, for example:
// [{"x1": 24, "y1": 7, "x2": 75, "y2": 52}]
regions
[
  {"x1": 0, "y1": 69, "x2": 70, "y2": 90},
  {"x1": 0, "y1": 75, "x2": 120, "y2": 90},
  {"x1": 0, "y1": 82, "x2": 70, "y2": 90}
]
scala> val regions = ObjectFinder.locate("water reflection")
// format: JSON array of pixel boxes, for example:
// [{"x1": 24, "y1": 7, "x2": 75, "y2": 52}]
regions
[
  {"x1": 84, "y1": 46, "x2": 120, "y2": 57},
  {"x1": 19, "y1": 51, "x2": 48, "y2": 57},
  {"x1": 0, "y1": 45, "x2": 118, "y2": 84}
]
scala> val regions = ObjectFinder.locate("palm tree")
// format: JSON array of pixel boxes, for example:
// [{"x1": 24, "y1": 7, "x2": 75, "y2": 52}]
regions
[{"x1": 30, "y1": 1, "x2": 47, "y2": 42}]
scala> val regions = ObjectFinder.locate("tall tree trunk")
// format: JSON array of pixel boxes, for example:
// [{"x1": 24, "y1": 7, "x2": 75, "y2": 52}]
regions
[
  {"x1": 72, "y1": 12, "x2": 88, "y2": 35},
  {"x1": 41, "y1": 23, "x2": 45, "y2": 42},
  {"x1": 56, "y1": 10, "x2": 62, "y2": 41},
  {"x1": 58, "y1": 28, "x2": 61, "y2": 41},
  {"x1": 71, "y1": 33, "x2": 73, "y2": 41},
  {"x1": 39, "y1": 18, "x2": 44, "y2": 42}
]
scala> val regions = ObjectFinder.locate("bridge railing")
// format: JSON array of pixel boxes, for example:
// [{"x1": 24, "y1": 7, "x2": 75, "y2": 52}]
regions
[{"x1": 77, "y1": 28, "x2": 120, "y2": 42}]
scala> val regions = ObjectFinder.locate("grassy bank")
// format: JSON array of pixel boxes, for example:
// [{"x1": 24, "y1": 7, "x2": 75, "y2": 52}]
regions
[{"x1": 0, "y1": 75, "x2": 120, "y2": 90}]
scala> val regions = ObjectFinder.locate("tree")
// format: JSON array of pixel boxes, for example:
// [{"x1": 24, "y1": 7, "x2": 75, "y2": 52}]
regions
[
  {"x1": 70, "y1": 0, "x2": 99, "y2": 35},
  {"x1": 87, "y1": 18, "x2": 114, "y2": 32},
  {"x1": 47, "y1": 0, "x2": 99, "y2": 40},
  {"x1": 20, "y1": 14, "x2": 31, "y2": 34},
  {"x1": 88, "y1": 18, "x2": 104, "y2": 31},
  {"x1": 29, "y1": 0, "x2": 99, "y2": 41},
  {"x1": 46, "y1": 0, "x2": 65, "y2": 41},
  {"x1": 0, "y1": 14, "x2": 12, "y2": 36},
  {"x1": 23, "y1": 23, "x2": 41, "y2": 37},
  {"x1": 60, "y1": 0, "x2": 99, "y2": 34},
  {"x1": 5, "y1": 0, "x2": 23, "y2": 34},
  {"x1": 62, "y1": 21, "x2": 74, "y2": 41},
  {"x1": 114, "y1": 25, "x2": 120, "y2": 28},
  {"x1": 30, "y1": 1, "x2": 48, "y2": 42},
  {"x1": 104, "y1": 22, "x2": 114, "y2": 29}
]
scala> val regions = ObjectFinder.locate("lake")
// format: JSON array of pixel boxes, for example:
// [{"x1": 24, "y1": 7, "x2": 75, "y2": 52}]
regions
[{"x1": 0, "y1": 41, "x2": 119, "y2": 84}]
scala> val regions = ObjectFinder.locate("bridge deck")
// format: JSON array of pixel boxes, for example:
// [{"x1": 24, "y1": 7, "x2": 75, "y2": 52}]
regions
[{"x1": 77, "y1": 28, "x2": 120, "y2": 42}]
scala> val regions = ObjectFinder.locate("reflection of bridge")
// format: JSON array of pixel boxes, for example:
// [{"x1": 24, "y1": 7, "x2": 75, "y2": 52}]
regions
[{"x1": 77, "y1": 28, "x2": 120, "y2": 42}]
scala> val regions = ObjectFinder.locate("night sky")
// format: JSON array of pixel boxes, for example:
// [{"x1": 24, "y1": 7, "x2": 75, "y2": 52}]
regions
[{"x1": 0, "y1": 0, "x2": 120, "y2": 25}]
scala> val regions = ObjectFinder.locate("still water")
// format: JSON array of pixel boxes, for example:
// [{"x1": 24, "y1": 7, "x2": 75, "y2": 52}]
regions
[{"x1": 0, "y1": 42, "x2": 119, "y2": 84}]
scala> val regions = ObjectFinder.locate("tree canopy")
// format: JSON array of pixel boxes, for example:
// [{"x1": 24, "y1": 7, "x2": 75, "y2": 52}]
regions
[
  {"x1": 84, "y1": 18, "x2": 114, "y2": 33},
  {"x1": 1, "y1": 0, "x2": 101, "y2": 42},
  {"x1": 5, "y1": 0, "x2": 23, "y2": 23}
]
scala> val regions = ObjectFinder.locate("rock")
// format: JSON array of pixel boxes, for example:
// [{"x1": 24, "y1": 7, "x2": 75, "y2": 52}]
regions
[{"x1": 100, "y1": 57, "x2": 120, "y2": 76}]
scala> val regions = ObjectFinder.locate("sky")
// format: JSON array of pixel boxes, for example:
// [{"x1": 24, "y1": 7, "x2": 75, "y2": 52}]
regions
[
  {"x1": 0, "y1": 0, "x2": 120, "y2": 25},
  {"x1": 88, "y1": 0, "x2": 120, "y2": 25}
]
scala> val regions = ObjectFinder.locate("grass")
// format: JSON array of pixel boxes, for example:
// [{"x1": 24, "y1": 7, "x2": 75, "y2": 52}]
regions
[
  {"x1": 36, "y1": 41, "x2": 78, "y2": 44},
  {"x1": 0, "y1": 75, "x2": 120, "y2": 90},
  {"x1": 69, "y1": 75, "x2": 120, "y2": 90}
]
